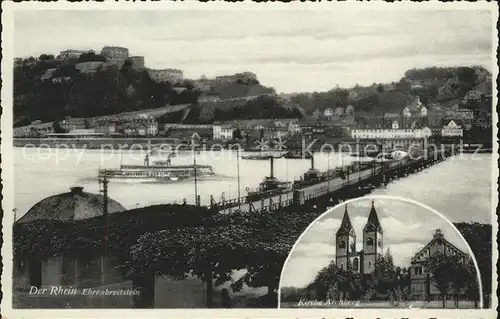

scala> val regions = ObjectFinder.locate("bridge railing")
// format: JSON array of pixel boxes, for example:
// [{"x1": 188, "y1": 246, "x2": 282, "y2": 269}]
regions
[
  {"x1": 211, "y1": 189, "x2": 296, "y2": 210},
  {"x1": 210, "y1": 195, "x2": 249, "y2": 210},
  {"x1": 260, "y1": 198, "x2": 296, "y2": 212},
  {"x1": 215, "y1": 147, "x2": 458, "y2": 213}
]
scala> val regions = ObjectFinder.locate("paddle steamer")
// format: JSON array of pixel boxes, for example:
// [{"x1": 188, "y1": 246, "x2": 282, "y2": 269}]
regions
[{"x1": 98, "y1": 153, "x2": 214, "y2": 183}]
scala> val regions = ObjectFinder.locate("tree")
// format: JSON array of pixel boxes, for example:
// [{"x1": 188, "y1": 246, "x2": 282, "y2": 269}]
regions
[
  {"x1": 210, "y1": 95, "x2": 300, "y2": 122},
  {"x1": 455, "y1": 67, "x2": 477, "y2": 86},
  {"x1": 384, "y1": 248, "x2": 395, "y2": 277},
  {"x1": 454, "y1": 222, "x2": 491, "y2": 307},
  {"x1": 53, "y1": 121, "x2": 66, "y2": 133},
  {"x1": 360, "y1": 273, "x2": 377, "y2": 300},
  {"x1": 125, "y1": 206, "x2": 315, "y2": 308},
  {"x1": 423, "y1": 253, "x2": 451, "y2": 308},
  {"x1": 395, "y1": 79, "x2": 411, "y2": 92},
  {"x1": 372, "y1": 252, "x2": 396, "y2": 299},
  {"x1": 122, "y1": 58, "x2": 134, "y2": 71},
  {"x1": 226, "y1": 205, "x2": 325, "y2": 307},
  {"x1": 423, "y1": 252, "x2": 471, "y2": 308},
  {"x1": 125, "y1": 222, "x2": 251, "y2": 307},
  {"x1": 449, "y1": 259, "x2": 471, "y2": 308},
  {"x1": 309, "y1": 260, "x2": 346, "y2": 301},
  {"x1": 345, "y1": 105, "x2": 355, "y2": 116},
  {"x1": 77, "y1": 52, "x2": 107, "y2": 63},
  {"x1": 14, "y1": 56, "x2": 203, "y2": 123},
  {"x1": 335, "y1": 107, "x2": 344, "y2": 117},
  {"x1": 38, "y1": 54, "x2": 55, "y2": 61},
  {"x1": 395, "y1": 267, "x2": 411, "y2": 305},
  {"x1": 464, "y1": 259, "x2": 480, "y2": 309},
  {"x1": 232, "y1": 128, "x2": 243, "y2": 140}
]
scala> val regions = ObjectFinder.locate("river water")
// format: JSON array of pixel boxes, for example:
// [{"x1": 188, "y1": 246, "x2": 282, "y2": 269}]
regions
[{"x1": 13, "y1": 148, "x2": 493, "y2": 224}]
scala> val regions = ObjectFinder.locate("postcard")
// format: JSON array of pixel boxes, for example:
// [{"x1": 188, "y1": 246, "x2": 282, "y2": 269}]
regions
[{"x1": 1, "y1": 1, "x2": 497, "y2": 318}]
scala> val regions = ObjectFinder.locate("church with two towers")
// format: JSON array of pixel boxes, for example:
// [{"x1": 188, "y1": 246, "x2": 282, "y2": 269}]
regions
[{"x1": 335, "y1": 200, "x2": 383, "y2": 274}]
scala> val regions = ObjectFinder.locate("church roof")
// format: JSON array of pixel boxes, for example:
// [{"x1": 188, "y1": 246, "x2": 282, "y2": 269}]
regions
[
  {"x1": 411, "y1": 229, "x2": 467, "y2": 264},
  {"x1": 336, "y1": 205, "x2": 356, "y2": 237},
  {"x1": 363, "y1": 200, "x2": 383, "y2": 234},
  {"x1": 17, "y1": 186, "x2": 126, "y2": 223}
]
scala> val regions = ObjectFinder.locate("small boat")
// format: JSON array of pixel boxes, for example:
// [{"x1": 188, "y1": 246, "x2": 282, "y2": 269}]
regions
[
  {"x1": 98, "y1": 153, "x2": 214, "y2": 183},
  {"x1": 241, "y1": 151, "x2": 286, "y2": 160},
  {"x1": 369, "y1": 149, "x2": 409, "y2": 162},
  {"x1": 246, "y1": 157, "x2": 292, "y2": 201},
  {"x1": 247, "y1": 177, "x2": 292, "y2": 201},
  {"x1": 241, "y1": 154, "x2": 273, "y2": 160},
  {"x1": 283, "y1": 151, "x2": 313, "y2": 159}
]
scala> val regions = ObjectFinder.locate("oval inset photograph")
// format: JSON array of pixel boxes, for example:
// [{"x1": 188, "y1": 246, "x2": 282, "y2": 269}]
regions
[{"x1": 278, "y1": 196, "x2": 483, "y2": 309}]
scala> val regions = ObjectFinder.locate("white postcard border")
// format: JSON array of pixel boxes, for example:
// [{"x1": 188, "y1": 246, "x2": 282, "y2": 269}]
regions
[{"x1": 1, "y1": 1, "x2": 498, "y2": 318}]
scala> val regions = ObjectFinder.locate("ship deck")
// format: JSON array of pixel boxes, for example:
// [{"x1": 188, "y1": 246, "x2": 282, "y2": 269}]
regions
[{"x1": 118, "y1": 164, "x2": 213, "y2": 170}]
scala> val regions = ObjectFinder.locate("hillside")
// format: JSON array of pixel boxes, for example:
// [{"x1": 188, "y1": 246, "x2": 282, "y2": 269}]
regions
[
  {"x1": 14, "y1": 58, "x2": 491, "y2": 126},
  {"x1": 353, "y1": 90, "x2": 415, "y2": 115},
  {"x1": 212, "y1": 82, "x2": 275, "y2": 100},
  {"x1": 287, "y1": 66, "x2": 492, "y2": 117},
  {"x1": 407, "y1": 66, "x2": 492, "y2": 114},
  {"x1": 13, "y1": 54, "x2": 289, "y2": 126},
  {"x1": 288, "y1": 89, "x2": 350, "y2": 114},
  {"x1": 159, "y1": 95, "x2": 303, "y2": 124},
  {"x1": 13, "y1": 55, "x2": 199, "y2": 126}
]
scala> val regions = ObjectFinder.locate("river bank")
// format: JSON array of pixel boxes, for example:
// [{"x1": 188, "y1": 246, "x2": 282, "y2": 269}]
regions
[
  {"x1": 12, "y1": 137, "x2": 378, "y2": 152},
  {"x1": 14, "y1": 138, "x2": 189, "y2": 150},
  {"x1": 13, "y1": 138, "x2": 492, "y2": 155}
]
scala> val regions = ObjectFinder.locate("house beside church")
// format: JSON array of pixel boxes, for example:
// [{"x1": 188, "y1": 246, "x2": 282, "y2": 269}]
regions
[{"x1": 409, "y1": 229, "x2": 469, "y2": 300}]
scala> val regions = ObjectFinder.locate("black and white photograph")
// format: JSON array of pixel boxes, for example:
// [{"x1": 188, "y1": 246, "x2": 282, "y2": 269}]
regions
[
  {"x1": 279, "y1": 197, "x2": 485, "y2": 309},
  {"x1": 1, "y1": 1, "x2": 497, "y2": 318}
]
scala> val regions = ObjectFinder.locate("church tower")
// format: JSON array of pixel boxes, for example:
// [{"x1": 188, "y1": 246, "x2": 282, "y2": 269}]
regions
[
  {"x1": 362, "y1": 200, "x2": 383, "y2": 274},
  {"x1": 335, "y1": 205, "x2": 356, "y2": 271}
]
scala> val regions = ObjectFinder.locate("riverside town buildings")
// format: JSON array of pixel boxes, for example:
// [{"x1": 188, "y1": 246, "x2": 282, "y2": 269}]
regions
[
  {"x1": 212, "y1": 125, "x2": 234, "y2": 140},
  {"x1": 95, "y1": 117, "x2": 120, "y2": 135},
  {"x1": 59, "y1": 117, "x2": 86, "y2": 132},
  {"x1": 300, "y1": 119, "x2": 346, "y2": 141},
  {"x1": 351, "y1": 100, "x2": 432, "y2": 148},
  {"x1": 13, "y1": 122, "x2": 55, "y2": 137},
  {"x1": 323, "y1": 108, "x2": 334, "y2": 117},
  {"x1": 441, "y1": 120, "x2": 464, "y2": 137},
  {"x1": 95, "y1": 114, "x2": 159, "y2": 136},
  {"x1": 163, "y1": 124, "x2": 213, "y2": 142}
]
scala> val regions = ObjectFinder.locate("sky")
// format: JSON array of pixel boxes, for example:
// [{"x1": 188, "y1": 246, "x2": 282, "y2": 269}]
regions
[
  {"x1": 14, "y1": 9, "x2": 493, "y2": 93},
  {"x1": 280, "y1": 197, "x2": 471, "y2": 288}
]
